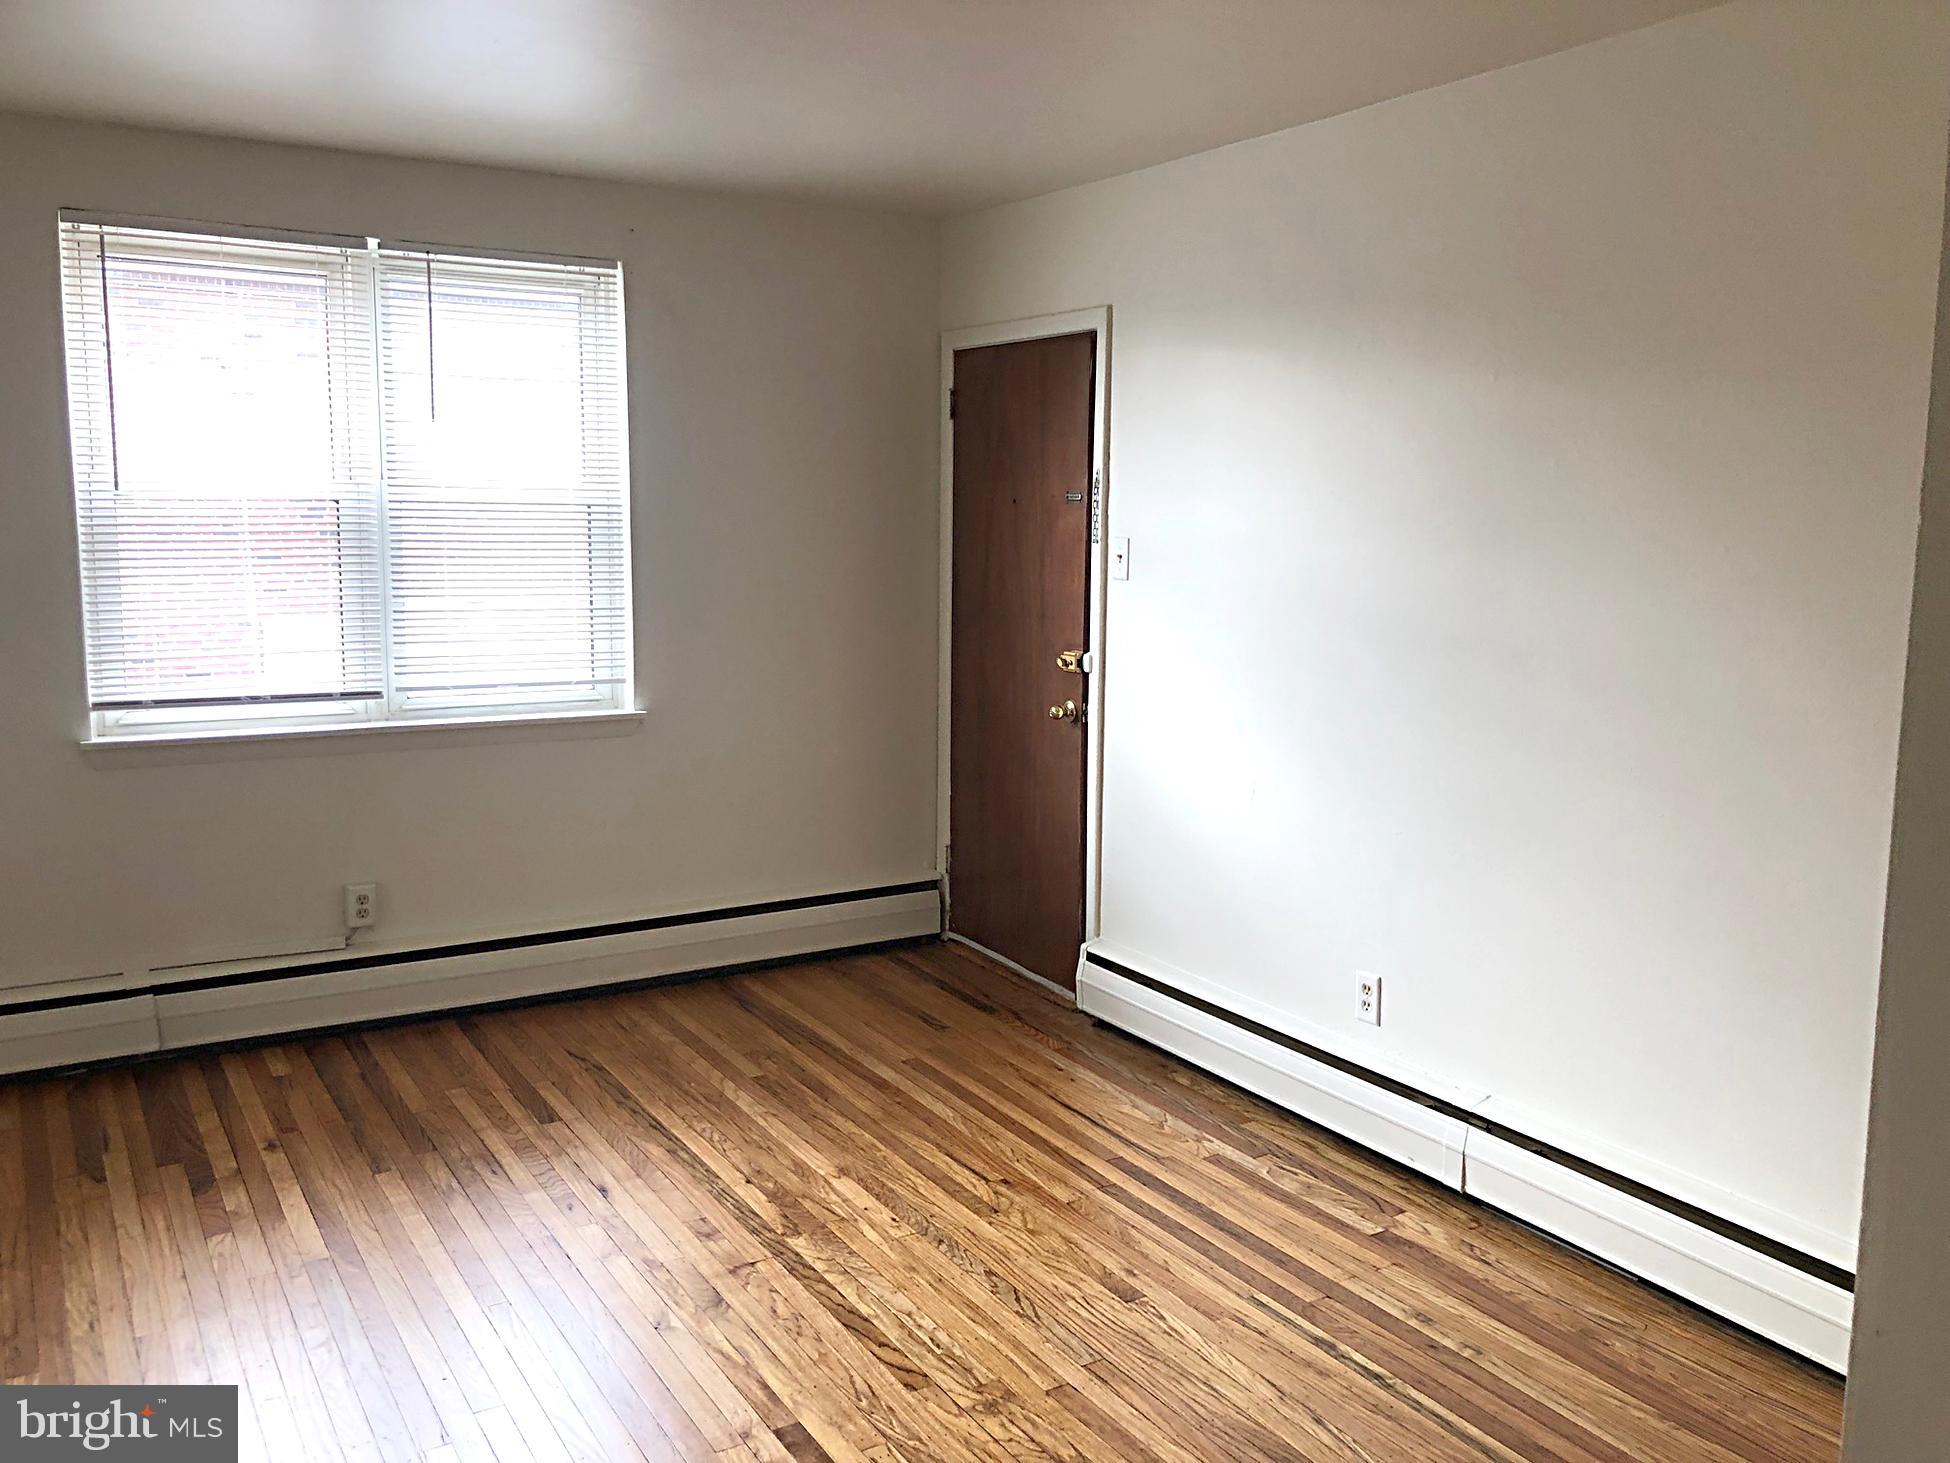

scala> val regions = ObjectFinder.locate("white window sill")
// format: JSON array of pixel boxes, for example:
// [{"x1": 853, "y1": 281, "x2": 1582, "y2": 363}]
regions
[{"x1": 81, "y1": 707, "x2": 646, "y2": 765}]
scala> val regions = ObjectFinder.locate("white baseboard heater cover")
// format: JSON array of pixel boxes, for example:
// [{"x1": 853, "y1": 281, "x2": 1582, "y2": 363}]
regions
[
  {"x1": 1077, "y1": 956, "x2": 1853, "y2": 1371},
  {"x1": 0, "y1": 995, "x2": 161, "y2": 1078},
  {"x1": 0, "y1": 882, "x2": 939, "y2": 1079}
]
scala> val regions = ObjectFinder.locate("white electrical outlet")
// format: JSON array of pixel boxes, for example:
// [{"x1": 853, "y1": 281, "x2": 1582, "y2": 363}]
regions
[
  {"x1": 1356, "y1": 972, "x2": 1382, "y2": 1026},
  {"x1": 344, "y1": 882, "x2": 378, "y2": 929}
]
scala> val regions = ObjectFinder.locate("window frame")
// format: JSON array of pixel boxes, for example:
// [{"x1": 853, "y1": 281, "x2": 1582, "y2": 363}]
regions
[{"x1": 59, "y1": 210, "x2": 637, "y2": 745}]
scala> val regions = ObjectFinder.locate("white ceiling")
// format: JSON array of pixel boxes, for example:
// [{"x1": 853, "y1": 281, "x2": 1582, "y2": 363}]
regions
[{"x1": 0, "y1": 1, "x2": 1724, "y2": 215}]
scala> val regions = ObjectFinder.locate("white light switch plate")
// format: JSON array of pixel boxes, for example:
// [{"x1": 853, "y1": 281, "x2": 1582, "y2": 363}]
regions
[{"x1": 1111, "y1": 537, "x2": 1131, "y2": 580}]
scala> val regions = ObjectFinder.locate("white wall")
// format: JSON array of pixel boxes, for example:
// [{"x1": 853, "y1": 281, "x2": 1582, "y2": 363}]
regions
[
  {"x1": 943, "y1": 0, "x2": 1950, "y2": 1253},
  {"x1": 0, "y1": 115, "x2": 941, "y2": 989},
  {"x1": 1843, "y1": 136, "x2": 1950, "y2": 1457}
]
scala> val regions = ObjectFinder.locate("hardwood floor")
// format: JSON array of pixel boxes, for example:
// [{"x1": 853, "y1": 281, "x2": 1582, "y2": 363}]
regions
[{"x1": 0, "y1": 940, "x2": 1841, "y2": 1461}]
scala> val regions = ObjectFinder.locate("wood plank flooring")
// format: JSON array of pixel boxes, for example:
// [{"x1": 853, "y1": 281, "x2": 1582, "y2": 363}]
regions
[{"x1": 0, "y1": 940, "x2": 1842, "y2": 1461}]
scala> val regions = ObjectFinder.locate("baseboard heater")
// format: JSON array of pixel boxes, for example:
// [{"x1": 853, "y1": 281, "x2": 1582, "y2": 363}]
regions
[
  {"x1": 1077, "y1": 951, "x2": 1853, "y2": 1371},
  {"x1": 0, "y1": 880, "x2": 941, "y2": 1080}
]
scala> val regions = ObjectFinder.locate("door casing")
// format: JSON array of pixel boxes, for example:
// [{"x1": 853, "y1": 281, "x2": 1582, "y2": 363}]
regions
[{"x1": 938, "y1": 307, "x2": 1111, "y2": 996}]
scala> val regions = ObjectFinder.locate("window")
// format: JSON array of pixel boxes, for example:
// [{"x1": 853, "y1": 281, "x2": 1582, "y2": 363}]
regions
[{"x1": 58, "y1": 214, "x2": 632, "y2": 739}]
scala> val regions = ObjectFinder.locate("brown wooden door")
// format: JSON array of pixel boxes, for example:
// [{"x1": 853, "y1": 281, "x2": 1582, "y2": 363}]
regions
[{"x1": 949, "y1": 331, "x2": 1095, "y2": 989}]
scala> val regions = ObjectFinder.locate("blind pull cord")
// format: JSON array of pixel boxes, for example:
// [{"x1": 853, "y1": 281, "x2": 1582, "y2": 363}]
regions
[
  {"x1": 96, "y1": 234, "x2": 123, "y2": 495},
  {"x1": 425, "y1": 251, "x2": 437, "y2": 421}
]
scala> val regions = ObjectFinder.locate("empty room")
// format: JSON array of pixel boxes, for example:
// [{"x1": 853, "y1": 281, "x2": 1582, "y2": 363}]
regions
[{"x1": 2, "y1": 1, "x2": 1948, "y2": 1458}]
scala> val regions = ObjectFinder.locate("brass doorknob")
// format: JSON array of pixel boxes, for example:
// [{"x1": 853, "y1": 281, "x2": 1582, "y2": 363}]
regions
[{"x1": 1047, "y1": 699, "x2": 1080, "y2": 723}]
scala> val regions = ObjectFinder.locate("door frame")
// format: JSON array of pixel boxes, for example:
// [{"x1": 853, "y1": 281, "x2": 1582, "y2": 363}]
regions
[{"x1": 938, "y1": 307, "x2": 1111, "y2": 995}]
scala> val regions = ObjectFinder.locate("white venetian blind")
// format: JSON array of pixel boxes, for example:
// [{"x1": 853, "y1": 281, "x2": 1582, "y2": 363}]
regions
[
  {"x1": 375, "y1": 249, "x2": 630, "y2": 709},
  {"x1": 59, "y1": 217, "x2": 631, "y2": 725},
  {"x1": 60, "y1": 219, "x2": 384, "y2": 710}
]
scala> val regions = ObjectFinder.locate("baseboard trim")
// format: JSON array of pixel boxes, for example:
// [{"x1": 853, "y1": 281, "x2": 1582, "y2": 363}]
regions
[
  {"x1": 942, "y1": 933, "x2": 1077, "y2": 1002},
  {"x1": 1077, "y1": 954, "x2": 1853, "y2": 1371},
  {"x1": 0, "y1": 882, "x2": 941, "y2": 1079}
]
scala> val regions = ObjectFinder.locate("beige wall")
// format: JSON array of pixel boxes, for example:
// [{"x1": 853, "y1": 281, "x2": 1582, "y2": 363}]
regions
[
  {"x1": 1843, "y1": 137, "x2": 1950, "y2": 1455},
  {"x1": 942, "y1": 0, "x2": 1950, "y2": 1251},
  {"x1": 0, "y1": 114, "x2": 941, "y2": 986}
]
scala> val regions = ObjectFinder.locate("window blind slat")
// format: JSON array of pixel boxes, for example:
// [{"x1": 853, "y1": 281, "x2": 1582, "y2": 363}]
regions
[{"x1": 59, "y1": 220, "x2": 632, "y2": 726}]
